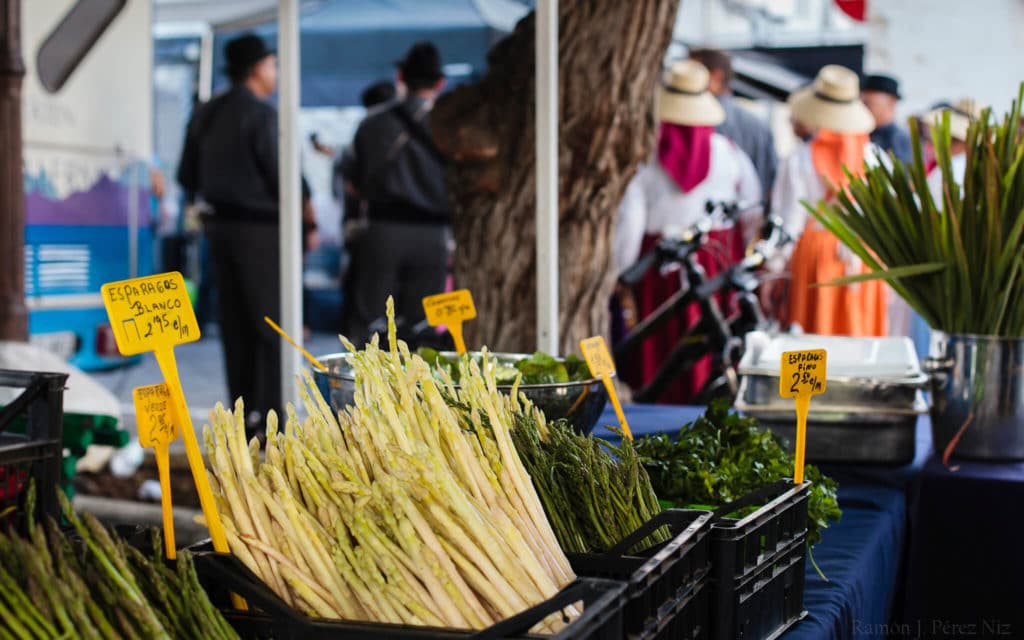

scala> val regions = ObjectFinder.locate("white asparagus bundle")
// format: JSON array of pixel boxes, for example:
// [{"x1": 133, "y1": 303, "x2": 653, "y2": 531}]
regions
[{"x1": 203, "y1": 300, "x2": 576, "y2": 630}]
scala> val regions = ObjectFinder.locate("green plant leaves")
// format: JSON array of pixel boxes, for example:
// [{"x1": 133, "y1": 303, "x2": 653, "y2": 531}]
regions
[
  {"x1": 811, "y1": 84, "x2": 1024, "y2": 336},
  {"x1": 811, "y1": 262, "x2": 947, "y2": 288}
]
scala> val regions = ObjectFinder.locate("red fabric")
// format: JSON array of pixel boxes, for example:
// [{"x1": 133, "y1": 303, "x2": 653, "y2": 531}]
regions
[
  {"x1": 834, "y1": 0, "x2": 867, "y2": 21},
  {"x1": 623, "y1": 227, "x2": 745, "y2": 404},
  {"x1": 657, "y1": 123, "x2": 714, "y2": 193}
]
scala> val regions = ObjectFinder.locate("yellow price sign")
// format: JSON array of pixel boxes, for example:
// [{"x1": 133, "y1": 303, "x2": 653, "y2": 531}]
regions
[
  {"x1": 133, "y1": 383, "x2": 178, "y2": 448},
  {"x1": 779, "y1": 349, "x2": 827, "y2": 485},
  {"x1": 580, "y1": 336, "x2": 633, "y2": 441},
  {"x1": 103, "y1": 272, "x2": 243, "y2": 606},
  {"x1": 422, "y1": 289, "x2": 476, "y2": 354},
  {"x1": 101, "y1": 272, "x2": 199, "y2": 355},
  {"x1": 132, "y1": 383, "x2": 178, "y2": 559}
]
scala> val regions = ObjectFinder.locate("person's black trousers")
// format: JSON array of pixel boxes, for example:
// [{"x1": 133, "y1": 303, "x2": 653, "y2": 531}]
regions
[
  {"x1": 204, "y1": 218, "x2": 281, "y2": 428},
  {"x1": 346, "y1": 219, "x2": 449, "y2": 347}
]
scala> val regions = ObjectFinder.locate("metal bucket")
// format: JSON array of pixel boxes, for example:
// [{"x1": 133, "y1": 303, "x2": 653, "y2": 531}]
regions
[
  {"x1": 312, "y1": 352, "x2": 609, "y2": 434},
  {"x1": 925, "y1": 332, "x2": 1024, "y2": 460}
]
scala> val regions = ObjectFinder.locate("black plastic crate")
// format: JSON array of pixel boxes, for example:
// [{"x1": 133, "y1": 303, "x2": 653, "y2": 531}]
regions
[
  {"x1": 709, "y1": 480, "x2": 809, "y2": 640},
  {"x1": 643, "y1": 576, "x2": 709, "y2": 640},
  {"x1": 711, "y1": 537, "x2": 806, "y2": 640},
  {"x1": 0, "y1": 369, "x2": 67, "y2": 526},
  {"x1": 191, "y1": 544, "x2": 627, "y2": 640},
  {"x1": 566, "y1": 509, "x2": 711, "y2": 639}
]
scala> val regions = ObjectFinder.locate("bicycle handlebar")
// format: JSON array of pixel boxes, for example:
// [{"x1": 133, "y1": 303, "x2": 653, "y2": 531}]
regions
[{"x1": 617, "y1": 219, "x2": 712, "y2": 286}]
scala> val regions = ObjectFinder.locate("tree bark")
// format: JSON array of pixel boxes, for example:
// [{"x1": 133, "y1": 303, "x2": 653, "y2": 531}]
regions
[
  {"x1": 0, "y1": 0, "x2": 27, "y2": 341},
  {"x1": 433, "y1": 0, "x2": 680, "y2": 354}
]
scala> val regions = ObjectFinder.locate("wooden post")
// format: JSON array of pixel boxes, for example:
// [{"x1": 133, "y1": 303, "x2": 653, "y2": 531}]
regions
[{"x1": 0, "y1": 0, "x2": 27, "y2": 341}]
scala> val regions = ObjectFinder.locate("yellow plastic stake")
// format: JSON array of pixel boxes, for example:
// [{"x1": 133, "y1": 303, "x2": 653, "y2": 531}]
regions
[
  {"x1": 102, "y1": 272, "x2": 245, "y2": 609},
  {"x1": 779, "y1": 348, "x2": 828, "y2": 484},
  {"x1": 133, "y1": 383, "x2": 178, "y2": 559},
  {"x1": 422, "y1": 289, "x2": 477, "y2": 354},
  {"x1": 264, "y1": 316, "x2": 327, "y2": 371},
  {"x1": 580, "y1": 336, "x2": 633, "y2": 441}
]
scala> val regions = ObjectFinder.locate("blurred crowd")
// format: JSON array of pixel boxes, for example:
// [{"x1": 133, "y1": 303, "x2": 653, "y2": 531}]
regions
[
  {"x1": 612, "y1": 49, "x2": 983, "y2": 403},
  {"x1": 171, "y1": 34, "x2": 450, "y2": 432},
  {"x1": 167, "y1": 32, "x2": 986, "y2": 421}
]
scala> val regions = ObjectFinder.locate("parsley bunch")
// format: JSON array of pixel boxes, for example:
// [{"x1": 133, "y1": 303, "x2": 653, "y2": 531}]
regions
[{"x1": 634, "y1": 399, "x2": 841, "y2": 545}]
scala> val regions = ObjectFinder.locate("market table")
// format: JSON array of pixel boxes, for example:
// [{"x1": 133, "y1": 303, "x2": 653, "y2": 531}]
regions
[
  {"x1": 594, "y1": 404, "x2": 911, "y2": 640},
  {"x1": 900, "y1": 455, "x2": 1024, "y2": 636}
]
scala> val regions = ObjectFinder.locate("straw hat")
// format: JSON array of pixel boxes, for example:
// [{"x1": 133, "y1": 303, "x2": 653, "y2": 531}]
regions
[
  {"x1": 923, "y1": 98, "x2": 985, "y2": 142},
  {"x1": 788, "y1": 65, "x2": 875, "y2": 134},
  {"x1": 657, "y1": 60, "x2": 725, "y2": 127}
]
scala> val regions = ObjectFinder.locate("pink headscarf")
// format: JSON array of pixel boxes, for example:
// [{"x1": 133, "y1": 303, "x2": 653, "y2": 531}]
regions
[{"x1": 657, "y1": 122, "x2": 715, "y2": 193}]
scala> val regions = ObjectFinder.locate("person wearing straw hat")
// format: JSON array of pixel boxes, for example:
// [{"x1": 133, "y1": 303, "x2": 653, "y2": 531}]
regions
[
  {"x1": 888, "y1": 98, "x2": 985, "y2": 359},
  {"x1": 769, "y1": 64, "x2": 889, "y2": 337},
  {"x1": 614, "y1": 59, "x2": 761, "y2": 404},
  {"x1": 923, "y1": 98, "x2": 982, "y2": 204}
]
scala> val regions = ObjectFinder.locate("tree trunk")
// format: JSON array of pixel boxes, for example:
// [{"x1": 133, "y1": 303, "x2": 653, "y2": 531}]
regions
[
  {"x1": 0, "y1": 0, "x2": 27, "y2": 341},
  {"x1": 433, "y1": 0, "x2": 680, "y2": 354}
]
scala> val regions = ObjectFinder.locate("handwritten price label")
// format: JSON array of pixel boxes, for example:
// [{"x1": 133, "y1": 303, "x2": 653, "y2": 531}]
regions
[
  {"x1": 579, "y1": 336, "x2": 616, "y2": 378},
  {"x1": 102, "y1": 272, "x2": 199, "y2": 355},
  {"x1": 579, "y1": 336, "x2": 632, "y2": 440},
  {"x1": 133, "y1": 383, "x2": 178, "y2": 448},
  {"x1": 422, "y1": 289, "x2": 476, "y2": 354},
  {"x1": 779, "y1": 348, "x2": 827, "y2": 485},
  {"x1": 779, "y1": 349, "x2": 827, "y2": 398},
  {"x1": 423, "y1": 289, "x2": 476, "y2": 326}
]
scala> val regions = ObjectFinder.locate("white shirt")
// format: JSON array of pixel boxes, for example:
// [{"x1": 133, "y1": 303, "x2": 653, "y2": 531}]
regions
[
  {"x1": 769, "y1": 141, "x2": 888, "y2": 272},
  {"x1": 614, "y1": 133, "x2": 762, "y2": 273},
  {"x1": 926, "y1": 152, "x2": 967, "y2": 207}
]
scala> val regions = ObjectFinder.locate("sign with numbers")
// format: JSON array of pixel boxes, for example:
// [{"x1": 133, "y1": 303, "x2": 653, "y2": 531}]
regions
[
  {"x1": 580, "y1": 336, "x2": 616, "y2": 378},
  {"x1": 101, "y1": 272, "x2": 199, "y2": 356},
  {"x1": 779, "y1": 348, "x2": 827, "y2": 485},
  {"x1": 423, "y1": 289, "x2": 476, "y2": 326},
  {"x1": 579, "y1": 335, "x2": 633, "y2": 440},
  {"x1": 133, "y1": 383, "x2": 178, "y2": 448},
  {"x1": 422, "y1": 289, "x2": 476, "y2": 354},
  {"x1": 779, "y1": 349, "x2": 827, "y2": 398}
]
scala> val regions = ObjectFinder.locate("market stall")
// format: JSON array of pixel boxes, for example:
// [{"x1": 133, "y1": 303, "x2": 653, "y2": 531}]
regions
[
  {"x1": 596, "y1": 404, "x2": 911, "y2": 640},
  {"x1": 6, "y1": 5, "x2": 1024, "y2": 640}
]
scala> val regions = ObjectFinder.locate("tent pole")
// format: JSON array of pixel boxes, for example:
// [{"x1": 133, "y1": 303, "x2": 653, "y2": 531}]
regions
[
  {"x1": 278, "y1": 0, "x2": 302, "y2": 407},
  {"x1": 535, "y1": 0, "x2": 559, "y2": 353}
]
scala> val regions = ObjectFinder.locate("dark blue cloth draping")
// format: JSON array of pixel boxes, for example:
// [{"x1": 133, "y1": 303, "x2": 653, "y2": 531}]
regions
[
  {"x1": 900, "y1": 455, "x2": 1024, "y2": 637},
  {"x1": 597, "y1": 404, "x2": 909, "y2": 640},
  {"x1": 782, "y1": 485, "x2": 906, "y2": 640}
]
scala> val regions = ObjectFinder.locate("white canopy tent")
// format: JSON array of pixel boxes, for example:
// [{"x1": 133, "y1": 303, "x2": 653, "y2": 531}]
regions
[{"x1": 155, "y1": 0, "x2": 559, "y2": 404}]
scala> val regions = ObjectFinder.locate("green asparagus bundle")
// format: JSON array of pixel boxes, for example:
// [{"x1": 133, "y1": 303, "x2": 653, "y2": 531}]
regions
[
  {"x1": 203, "y1": 299, "x2": 575, "y2": 630},
  {"x1": 0, "y1": 489, "x2": 237, "y2": 640},
  {"x1": 511, "y1": 419, "x2": 671, "y2": 554}
]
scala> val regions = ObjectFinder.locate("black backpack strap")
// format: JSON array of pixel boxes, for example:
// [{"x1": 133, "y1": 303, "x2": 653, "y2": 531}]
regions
[{"x1": 390, "y1": 103, "x2": 446, "y2": 165}]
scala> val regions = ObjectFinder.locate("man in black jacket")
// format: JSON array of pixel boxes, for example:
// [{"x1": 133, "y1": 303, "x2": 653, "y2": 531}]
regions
[
  {"x1": 177, "y1": 34, "x2": 285, "y2": 432},
  {"x1": 342, "y1": 42, "x2": 450, "y2": 346}
]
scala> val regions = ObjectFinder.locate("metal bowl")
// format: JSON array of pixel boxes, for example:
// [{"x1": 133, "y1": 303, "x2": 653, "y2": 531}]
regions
[{"x1": 313, "y1": 351, "x2": 609, "y2": 434}]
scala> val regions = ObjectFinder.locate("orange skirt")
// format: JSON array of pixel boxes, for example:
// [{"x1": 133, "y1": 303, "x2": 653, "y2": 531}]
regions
[{"x1": 788, "y1": 227, "x2": 888, "y2": 336}]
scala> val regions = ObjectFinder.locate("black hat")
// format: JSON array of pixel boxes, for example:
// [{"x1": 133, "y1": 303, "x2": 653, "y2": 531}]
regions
[
  {"x1": 862, "y1": 74, "x2": 901, "y2": 99},
  {"x1": 397, "y1": 42, "x2": 443, "y2": 84},
  {"x1": 361, "y1": 81, "x2": 397, "y2": 108},
  {"x1": 225, "y1": 34, "x2": 274, "y2": 80}
]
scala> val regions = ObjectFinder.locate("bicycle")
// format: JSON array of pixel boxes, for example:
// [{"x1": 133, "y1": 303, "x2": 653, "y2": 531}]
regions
[{"x1": 614, "y1": 203, "x2": 790, "y2": 404}]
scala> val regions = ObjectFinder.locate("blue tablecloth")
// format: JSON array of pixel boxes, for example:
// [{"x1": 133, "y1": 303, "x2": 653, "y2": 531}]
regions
[
  {"x1": 900, "y1": 455, "x2": 1024, "y2": 636},
  {"x1": 596, "y1": 405, "x2": 909, "y2": 640}
]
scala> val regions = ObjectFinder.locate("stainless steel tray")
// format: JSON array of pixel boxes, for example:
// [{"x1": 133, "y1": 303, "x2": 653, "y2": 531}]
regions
[
  {"x1": 735, "y1": 387, "x2": 928, "y2": 464},
  {"x1": 743, "y1": 413, "x2": 920, "y2": 464},
  {"x1": 737, "y1": 374, "x2": 928, "y2": 412},
  {"x1": 739, "y1": 332, "x2": 929, "y2": 411}
]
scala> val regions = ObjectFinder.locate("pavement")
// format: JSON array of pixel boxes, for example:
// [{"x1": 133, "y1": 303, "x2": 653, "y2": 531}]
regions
[{"x1": 89, "y1": 327, "x2": 343, "y2": 451}]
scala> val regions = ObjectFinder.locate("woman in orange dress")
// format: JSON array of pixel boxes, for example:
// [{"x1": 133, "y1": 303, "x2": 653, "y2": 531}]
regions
[{"x1": 770, "y1": 65, "x2": 888, "y2": 336}]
